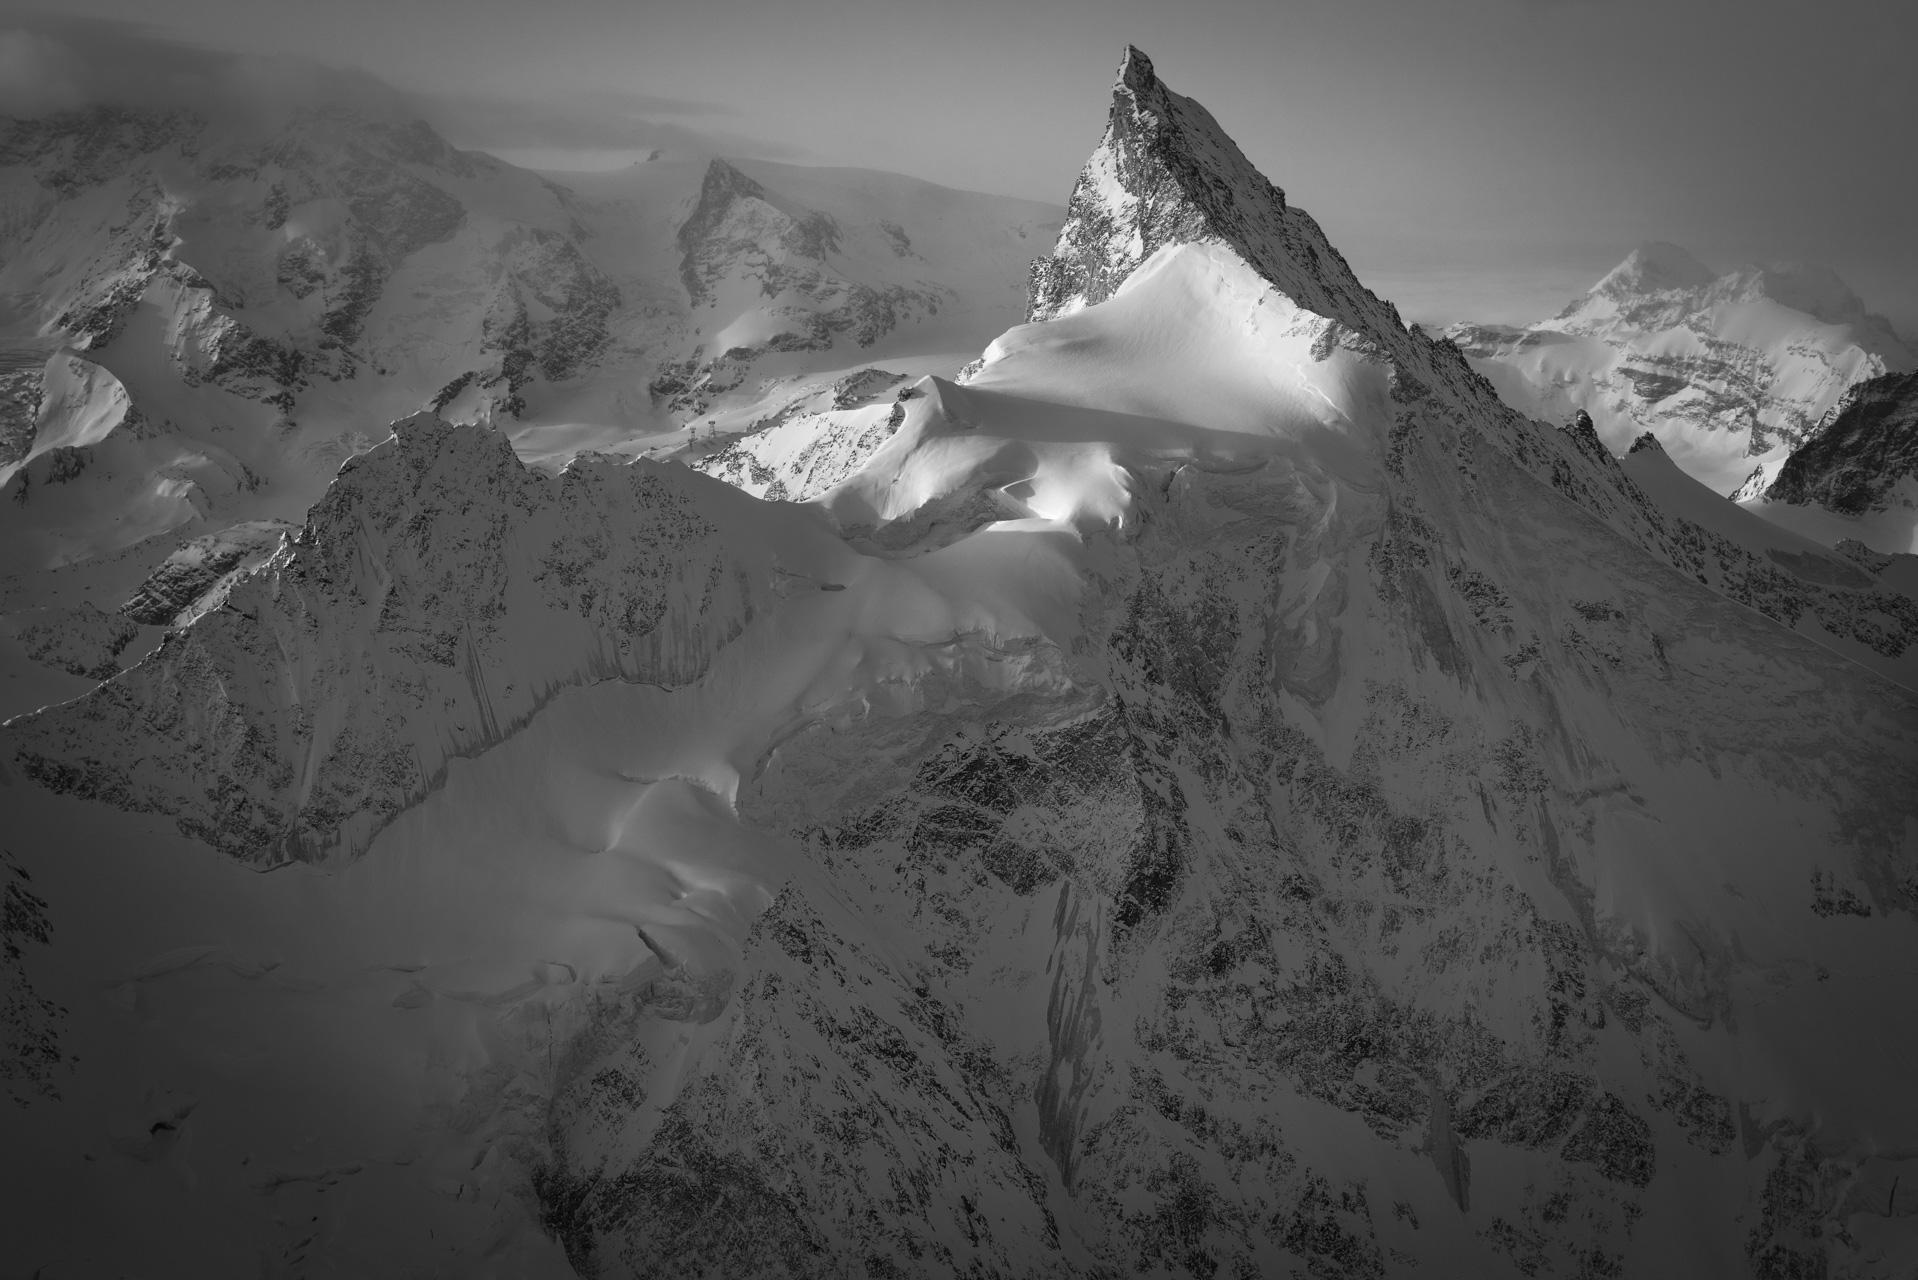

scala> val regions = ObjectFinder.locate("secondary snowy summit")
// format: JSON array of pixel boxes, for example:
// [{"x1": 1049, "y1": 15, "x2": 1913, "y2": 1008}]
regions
[{"x1": 1447, "y1": 242, "x2": 1916, "y2": 496}]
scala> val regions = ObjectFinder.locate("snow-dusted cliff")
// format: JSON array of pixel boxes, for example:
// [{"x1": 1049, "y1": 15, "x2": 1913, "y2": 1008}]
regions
[
  {"x1": 3, "y1": 46, "x2": 1916, "y2": 1280},
  {"x1": 1737, "y1": 370, "x2": 1918, "y2": 556},
  {"x1": 1446, "y1": 242, "x2": 1916, "y2": 496}
]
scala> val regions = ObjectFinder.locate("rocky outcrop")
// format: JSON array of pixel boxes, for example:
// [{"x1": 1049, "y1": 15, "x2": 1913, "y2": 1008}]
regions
[
  {"x1": 0, "y1": 354, "x2": 47, "y2": 469},
  {"x1": 1762, "y1": 370, "x2": 1918, "y2": 515},
  {"x1": 1028, "y1": 46, "x2": 1407, "y2": 343},
  {"x1": 12, "y1": 604, "x2": 142, "y2": 681},
  {"x1": 117, "y1": 519, "x2": 296, "y2": 626}
]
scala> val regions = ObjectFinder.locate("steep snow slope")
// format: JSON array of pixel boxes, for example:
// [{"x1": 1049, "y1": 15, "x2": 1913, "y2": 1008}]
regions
[
  {"x1": 1446, "y1": 242, "x2": 1916, "y2": 496},
  {"x1": 4, "y1": 46, "x2": 1918, "y2": 1280},
  {"x1": 1739, "y1": 370, "x2": 1918, "y2": 555}
]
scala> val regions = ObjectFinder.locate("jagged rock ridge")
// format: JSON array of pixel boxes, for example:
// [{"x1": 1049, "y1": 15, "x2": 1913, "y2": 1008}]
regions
[
  {"x1": 1026, "y1": 46, "x2": 1407, "y2": 341},
  {"x1": 1764, "y1": 370, "x2": 1918, "y2": 516}
]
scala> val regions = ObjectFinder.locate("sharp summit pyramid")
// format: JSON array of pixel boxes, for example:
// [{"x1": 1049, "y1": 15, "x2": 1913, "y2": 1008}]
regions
[{"x1": 3, "y1": 47, "x2": 1916, "y2": 1279}]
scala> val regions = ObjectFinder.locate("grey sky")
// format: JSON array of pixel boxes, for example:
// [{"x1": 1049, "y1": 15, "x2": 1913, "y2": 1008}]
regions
[{"x1": 5, "y1": 0, "x2": 1916, "y2": 330}]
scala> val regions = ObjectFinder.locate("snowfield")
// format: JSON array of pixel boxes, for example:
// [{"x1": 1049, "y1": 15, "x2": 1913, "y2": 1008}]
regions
[{"x1": 3, "y1": 45, "x2": 1917, "y2": 1280}]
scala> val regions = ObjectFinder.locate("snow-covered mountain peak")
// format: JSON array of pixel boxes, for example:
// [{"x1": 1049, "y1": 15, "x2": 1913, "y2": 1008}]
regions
[
  {"x1": 1548, "y1": 242, "x2": 1911, "y2": 355},
  {"x1": 1452, "y1": 240, "x2": 1916, "y2": 494},
  {"x1": 1025, "y1": 46, "x2": 1405, "y2": 349},
  {"x1": 676, "y1": 157, "x2": 845, "y2": 308},
  {"x1": 1583, "y1": 240, "x2": 1718, "y2": 304}
]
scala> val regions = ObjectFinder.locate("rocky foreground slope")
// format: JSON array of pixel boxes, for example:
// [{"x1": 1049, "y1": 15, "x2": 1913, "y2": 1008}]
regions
[
  {"x1": 3, "y1": 47, "x2": 1916, "y2": 1280},
  {"x1": 1445, "y1": 242, "x2": 1916, "y2": 497}
]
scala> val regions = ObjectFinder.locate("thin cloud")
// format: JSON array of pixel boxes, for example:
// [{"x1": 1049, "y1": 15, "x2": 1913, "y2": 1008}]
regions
[
  {"x1": 422, "y1": 88, "x2": 796, "y2": 161},
  {"x1": 0, "y1": 11, "x2": 411, "y2": 122},
  {"x1": 0, "y1": 11, "x2": 795, "y2": 163}
]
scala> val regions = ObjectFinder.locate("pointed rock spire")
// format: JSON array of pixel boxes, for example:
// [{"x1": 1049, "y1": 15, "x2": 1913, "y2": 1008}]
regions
[{"x1": 1024, "y1": 45, "x2": 1406, "y2": 349}]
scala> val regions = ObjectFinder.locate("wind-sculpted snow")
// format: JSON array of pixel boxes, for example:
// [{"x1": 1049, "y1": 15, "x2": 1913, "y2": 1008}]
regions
[
  {"x1": 4, "y1": 413, "x2": 766, "y2": 863},
  {"x1": 1446, "y1": 243, "x2": 1917, "y2": 496},
  {"x1": 5, "y1": 46, "x2": 1918, "y2": 1280}
]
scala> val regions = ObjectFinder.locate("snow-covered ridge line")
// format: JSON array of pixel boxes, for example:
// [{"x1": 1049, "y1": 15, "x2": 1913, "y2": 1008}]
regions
[{"x1": 4, "y1": 413, "x2": 767, "y2": 862}]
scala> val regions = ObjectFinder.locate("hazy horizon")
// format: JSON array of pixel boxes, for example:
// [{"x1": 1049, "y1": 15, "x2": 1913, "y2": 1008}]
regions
[{"x1": 4, "y1": 0, "x2": 1915, "y2": 332}]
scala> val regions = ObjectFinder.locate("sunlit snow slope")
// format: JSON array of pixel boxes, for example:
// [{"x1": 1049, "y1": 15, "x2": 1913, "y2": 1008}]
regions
[{"x1": 3, "y1": 46, "x2": 1917, "y2": 1280}]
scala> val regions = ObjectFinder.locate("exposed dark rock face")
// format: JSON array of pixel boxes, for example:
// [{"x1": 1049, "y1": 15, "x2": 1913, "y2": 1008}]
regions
[
  {"x1": 14, "y1": 604, "x2": 142, "y2": 680},
  {"x1": 0, "y1": 354, "x2": 46, "y2": 468},
  {"x1": 1764, "y1": 370, "x2": 1918, "y2": 515},
  {"x1": 0, "y1": 106, "x2": 203, "y2": 191},
  {"x1": 118, "y1": 520, "x2": 296, "y2": 626}
]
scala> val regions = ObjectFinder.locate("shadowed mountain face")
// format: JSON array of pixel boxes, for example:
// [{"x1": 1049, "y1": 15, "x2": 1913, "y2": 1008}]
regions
[
  {"x1": 1741, "y1": 371, "x2": 1918, "y2": 557},
  {"x1": 3, "y1": 47, "x2": 1917, "y2": 1280}
]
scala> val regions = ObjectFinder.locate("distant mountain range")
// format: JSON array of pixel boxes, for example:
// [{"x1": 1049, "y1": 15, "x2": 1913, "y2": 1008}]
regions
[
  {"x1": 0, "y1": 104, "x2": 1059, "y2": 575},
  {"x1": 1445, "y1": 241, "x2": 1916, "y2": 496}
]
